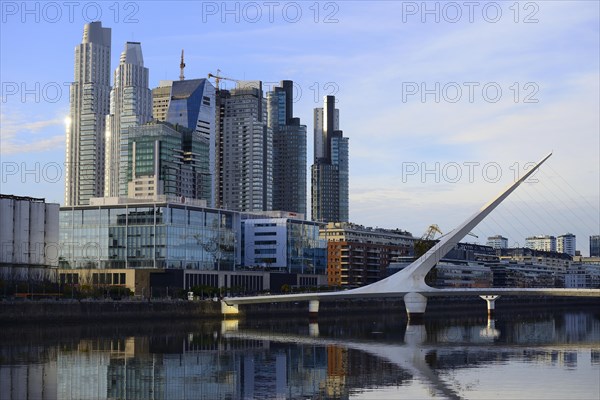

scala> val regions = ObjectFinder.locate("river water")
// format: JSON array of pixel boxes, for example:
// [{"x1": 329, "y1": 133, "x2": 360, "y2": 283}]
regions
[{"x1": 0, "y1": 308, "x2": 598, "y2": 399}]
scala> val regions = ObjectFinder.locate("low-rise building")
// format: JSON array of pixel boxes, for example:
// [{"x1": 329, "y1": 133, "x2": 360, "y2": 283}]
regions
[{"x1": 321, "y1": 222, "x2": 414, "y2": 288}]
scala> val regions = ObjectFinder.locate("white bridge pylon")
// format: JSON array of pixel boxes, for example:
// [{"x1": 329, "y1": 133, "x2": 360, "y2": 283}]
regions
[{"x1": 224, "y1": 152, "x2": 599, "y2": 315}]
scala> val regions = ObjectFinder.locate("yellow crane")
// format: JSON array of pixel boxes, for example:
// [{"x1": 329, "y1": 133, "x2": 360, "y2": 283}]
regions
[
  {"x1": 208, "y1": 69, "x2": 239, "y2": 90},
  {"x1": 422, "y1": 224, "x2": 443, "y2": 241}
]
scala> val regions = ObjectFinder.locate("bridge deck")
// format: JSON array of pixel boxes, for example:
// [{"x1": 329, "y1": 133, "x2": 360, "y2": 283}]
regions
[{"x1": 224, "y1": 287, "x2": 600, "y2": 305}]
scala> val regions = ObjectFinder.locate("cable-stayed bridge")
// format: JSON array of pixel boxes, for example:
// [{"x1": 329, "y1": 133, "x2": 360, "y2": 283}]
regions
[{"x1": 223, "y1": 153, "x2": 600, "y2": 317}]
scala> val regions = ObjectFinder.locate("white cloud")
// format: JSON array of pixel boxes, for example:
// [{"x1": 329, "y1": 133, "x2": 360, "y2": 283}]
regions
[{"x1": 0, "y1": 112, "x2": 65, "y2": 155}]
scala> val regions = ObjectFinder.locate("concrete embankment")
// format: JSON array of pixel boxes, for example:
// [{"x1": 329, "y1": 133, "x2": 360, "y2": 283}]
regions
[
  {"x1": 0, "y1": 299, "x2": 224, "y2": 323},
  {"x1": 0, "y1": 296, "x2": 597, "y2": 323}
]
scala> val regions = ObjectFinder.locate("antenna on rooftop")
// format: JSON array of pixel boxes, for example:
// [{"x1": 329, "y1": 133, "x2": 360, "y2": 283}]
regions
[{"x1": 179, "y1": 49, "x2": 185, "y2": 81}]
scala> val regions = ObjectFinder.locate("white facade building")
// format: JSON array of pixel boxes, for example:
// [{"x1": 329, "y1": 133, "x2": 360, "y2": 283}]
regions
[
  {"x1": 104, "y1": 41, "x2": 152, "y2": 197},
  {"x1": 525, "y1": 235, "x2": 557, "y2": 252},
  {"x1": 65, "y1": 21, "x2": 111, "y2": 206},
  {"x1": 486, "y1": 235, "x2": 508, "y2": 249},
  {"x1": 242, "y1": 216, "x2": 326, "y2": 274},
  {"x1": 557, "y1": 233, "x2": 576, "y2": 256}
]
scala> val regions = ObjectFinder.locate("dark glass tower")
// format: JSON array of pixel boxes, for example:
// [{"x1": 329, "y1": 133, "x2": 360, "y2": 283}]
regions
[
  {"x1": 311, "y1": 96, "x2": 349, "y2": 222},
  {"x1": 268, "y1": 80, "x2": 307, "y2": 216}
]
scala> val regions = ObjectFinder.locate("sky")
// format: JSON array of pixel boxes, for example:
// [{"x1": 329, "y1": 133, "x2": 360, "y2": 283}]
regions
[{"x1": 1, "y1": 1, "x2": 599, "y2": 254}]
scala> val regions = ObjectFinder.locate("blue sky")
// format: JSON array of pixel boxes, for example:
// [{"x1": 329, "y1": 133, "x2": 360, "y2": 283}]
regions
[{"x1": 1, "y1": 1, "x2": 599, "y2": 254}]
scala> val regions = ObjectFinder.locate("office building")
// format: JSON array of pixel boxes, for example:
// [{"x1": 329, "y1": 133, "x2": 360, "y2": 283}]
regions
[
  {"x1": 59, "y1": 196, "x2": 238, "y2": 271},
  {"x1": 104, "y1": 41, "x2": 152, "y2": 197},
  {"x1": 525, "y1": 235, "x2": 557, "y2": 252},
  {"x1": 216, "y1": 81, "x2": 272, "y2": 212},
  {"x1": 557, "y1": 233, "x2": 576, "y2": 256},
  {"x1": 0, "y1": 194, "x2": 59, "y2": 282},
  {"x1": 243, "y1": 214, "x2": 326, "y2": 275},
  {"x1": 65, "y1": 21, "x2": 111, "y2": 206},
  {"x1": 486, "y1": 235, "x2": 508, "y2": 249},
  {"x1": 126, "y1": 121, "x2": 211, "y2": 201},
  {"x1": 267, "y1": 81, "x2": 307, "y2": 215},
  {"x1": 152, "y1": 78, "x2": 216, "y2": 205},
  {"x1": 590, "y1": 235, "x2": 600, "y2": 257},
  {"x1": 311, "y1": 96, "x2": 349, "y2": 223}
]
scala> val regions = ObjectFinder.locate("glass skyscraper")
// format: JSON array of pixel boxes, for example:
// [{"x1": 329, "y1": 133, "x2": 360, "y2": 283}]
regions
[
  {"x1": 65, "y1": 22, "x2": 111, "y2": 206},
  {"x1": 267, "y1": 81, "x2": 307, "y2": 216},
  {"x1": 311, "y1": 96, "x2": 349, "y2": 223},
  {"x1": 126, "y1": 122, "x2": 211, "y2": 202},
  {"x1": 152, "y1": 79, "x2": 216, "y2": 205},
  {"x1": 103, "y1": 42, "x2": 153, "y2": 198}
]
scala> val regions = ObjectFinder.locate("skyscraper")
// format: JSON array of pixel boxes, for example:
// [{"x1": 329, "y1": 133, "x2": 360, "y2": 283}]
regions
[
  {"x1": 104, "y1": 42, "x2": 152, "y2": 197},
  {"x1": 311, "y1": 96, "x2": 349, "y2": 223},
  {"x1": 152, "y1": 78, "x2": 216, "y2": 205},
  {"x1": 590, "y1": 235, "x2": 600, "y2": 257},
  {"x1": 216, "y1": 81, "x2": 272, "y2": 212},
  {"x1": 65, "y1": 21, "x2": 111, "y2": 206},
  {"x1": 267, "y1": 81, "x2": 307, "y2": 215}
]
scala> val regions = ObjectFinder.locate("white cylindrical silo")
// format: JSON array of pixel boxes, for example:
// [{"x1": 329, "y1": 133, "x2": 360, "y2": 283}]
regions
[
  {"x1": 0, "y1": 198, "x2": 15, "y2": 263},
  {"x1": 29, "y1": 201, "x2": 45, "y2": 265},
  {"x1": 13, "y1": 199, "x2": 30, "y2": 264},
  {"x1": 45, "y1": 204, "x2": 60, "y2": 266}
]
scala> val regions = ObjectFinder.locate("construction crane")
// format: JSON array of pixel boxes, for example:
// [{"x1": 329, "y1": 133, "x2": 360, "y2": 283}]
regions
[
  {"x1": 208, "y1": 69, "x2": 239, "y2": 90},
  {"x1": 422, "y1": 224, "x2": 443, "y2": 241}
]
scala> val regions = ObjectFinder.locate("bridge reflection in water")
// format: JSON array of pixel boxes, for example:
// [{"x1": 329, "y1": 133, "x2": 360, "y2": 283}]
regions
[{"x1": 0, "y1": 310, "x2": 599, "y2": 400}]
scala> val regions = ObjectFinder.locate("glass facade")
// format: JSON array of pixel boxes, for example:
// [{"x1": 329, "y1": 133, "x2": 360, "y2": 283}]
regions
[{"x1": 59, "y1": 202, "x2": 238, "y2": 271}]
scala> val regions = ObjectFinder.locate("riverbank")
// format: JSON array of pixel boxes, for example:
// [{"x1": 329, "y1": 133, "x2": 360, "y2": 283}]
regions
[{"x1": 0, "y1": 296, "x2": 597, "y2": 323}]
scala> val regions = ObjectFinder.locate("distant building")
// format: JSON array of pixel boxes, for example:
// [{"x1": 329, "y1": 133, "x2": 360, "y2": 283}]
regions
[
  {"x1": 486, "y1": 235, "x2": 508, "y2": 249},
  {"x1": 557, "y1": 233, "x2": 576, "y2": 256},
  {"x1": 321, "y1": 222, "x2": 414, "y2": 287},
  {"x1": 525, "y1": 235, "x2": 557, "y2": 252},
  {"x1": 0, "y1": 194, "x2": 59, "y2": 282},
  {"x1": 590, "y1": 235, "x2": 600, "y2": 257},
  {"x1": 104, "y1": 41, "x2": 152, "y2": 197},
  {"x1": 267, "y1": 81, "x2": 307, "y2": 215},
  {"x1": 311, "y1": 96, "x2": 349, "y2": 223},
  {"x1": 126, "y1": 121, "x2": 211, "y2": 201},
  {"x1": 65, "y1": 21, "x2": 111, "y2": 206}
]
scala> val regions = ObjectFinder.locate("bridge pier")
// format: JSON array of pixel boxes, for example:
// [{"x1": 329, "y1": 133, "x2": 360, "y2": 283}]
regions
[
  {"x1": 308, "y1": 300, "x2": 320, "y2": 317},
  {"x1": 480, "y1": 295, "x2": 500, "y2": 316},
  {"x1": 221, "y1": 301, "x2": 239, "y2": 317},
  {"x1": 404, "y1": 293, "x2": 427, "y2": 321}
]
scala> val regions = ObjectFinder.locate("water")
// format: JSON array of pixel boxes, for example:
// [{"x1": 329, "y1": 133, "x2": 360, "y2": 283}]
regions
[{"x1": 1, "y1": 308, "x2": 599, "y2": 400}]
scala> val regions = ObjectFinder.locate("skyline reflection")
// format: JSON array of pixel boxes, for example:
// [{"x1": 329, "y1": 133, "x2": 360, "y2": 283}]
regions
[{"x1": 1, "y1": 310, "x2": 599, "y2": 400}]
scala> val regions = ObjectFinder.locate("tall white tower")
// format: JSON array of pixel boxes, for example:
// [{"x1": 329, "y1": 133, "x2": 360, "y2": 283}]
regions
[
  {"x1": 64, "y1": 21, "x2": 111, "y2": 206},
  {"x1": 104, "y1": 42, "x2": 152, "y2": 197}
]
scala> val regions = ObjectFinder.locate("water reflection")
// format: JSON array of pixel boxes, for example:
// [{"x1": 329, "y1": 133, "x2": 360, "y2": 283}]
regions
[{"x1": 0, "y1": 310, "x2": 599, "y2": 400}]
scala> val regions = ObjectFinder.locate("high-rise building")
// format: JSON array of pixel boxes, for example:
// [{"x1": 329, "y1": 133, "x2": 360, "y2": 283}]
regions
[
  {"x1": 525, "y1": 235, "x2": 557, "y2": 252},
  {"x1": 311, "y1": 96, "x2": 349, "y2": 223},
  {"x1": 104, "y1": 42, "x2": 152, "y2": 197},
  {"x1": 152, "y1": 78, "x2": 216, "y2": 204},
  {"x1": 589, "y1": 235, "x2": 600, "y2": 257},
  {"x1": 557, "y1": 233, "x2": 576, "y2": 256},
  {"x1": 65, "y1": 22, "x2": 111, "y2": 206},
  {"x1": 216, "y1": 81, "x2": 272, "y2": 212},
  {"x1": 267, "y1": 81, "x2": 307, "y2": 215},
  {"x1": 486, "y1": 235, "x2": 508, "y2": 249},
  {"x1": 126, "y1": 122, "x2": 211, "y2": 201}
]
